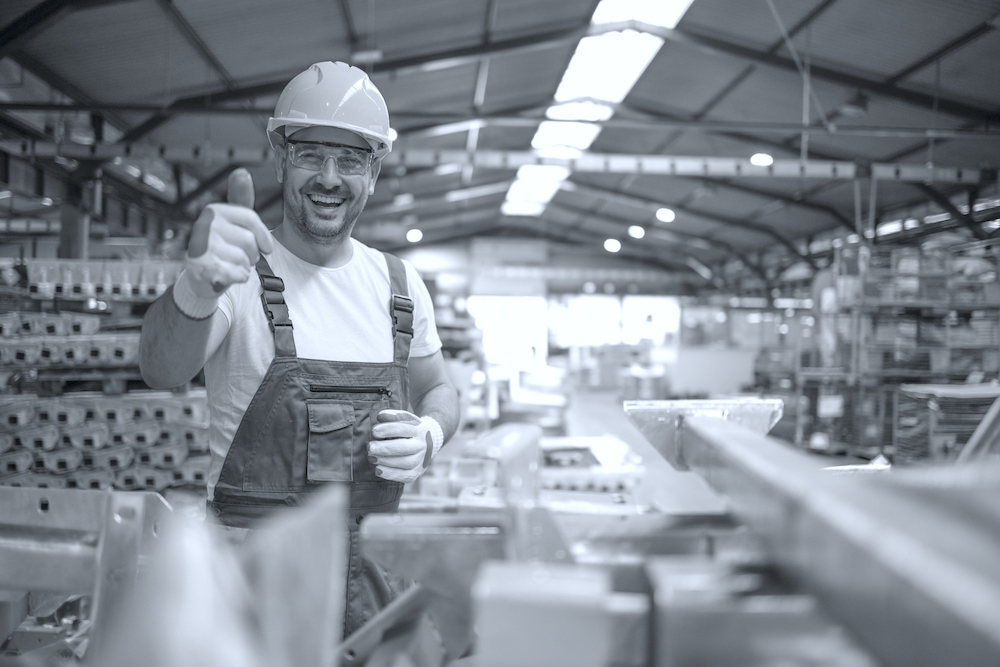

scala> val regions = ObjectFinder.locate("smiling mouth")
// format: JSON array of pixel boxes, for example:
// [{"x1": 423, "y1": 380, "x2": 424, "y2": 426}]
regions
[{"x1": 307, "y1": 193, "x2": 346, "y2": 208}]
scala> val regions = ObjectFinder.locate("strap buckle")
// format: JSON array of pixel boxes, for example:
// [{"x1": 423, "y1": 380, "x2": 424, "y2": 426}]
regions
[{"x1": 391, "y1": 295, "x2": 414, "y2": 337}]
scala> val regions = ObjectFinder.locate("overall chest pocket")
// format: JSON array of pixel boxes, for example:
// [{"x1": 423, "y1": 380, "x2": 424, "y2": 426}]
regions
[{"x1": 306, "y1": 400, "x2": 356, "y2": 483}]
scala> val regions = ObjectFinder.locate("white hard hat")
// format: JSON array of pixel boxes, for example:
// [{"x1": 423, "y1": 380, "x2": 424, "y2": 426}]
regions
[{"x1": 267, "y1": 61, "x2": 392, "y2": 158}]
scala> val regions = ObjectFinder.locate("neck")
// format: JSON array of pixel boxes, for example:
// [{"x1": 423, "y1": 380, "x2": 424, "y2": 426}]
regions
[{"x1": 272, "y1": 222, "x2": 354, "y2": 268}]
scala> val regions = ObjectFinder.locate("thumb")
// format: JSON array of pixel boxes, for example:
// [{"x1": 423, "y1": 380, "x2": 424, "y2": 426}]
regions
[
  {"x1": 227, "y1": 168, "x2": 255, "y2": 209},
  {"x1": 377, "y1": 409, "x2": 421, "y2": 425}
]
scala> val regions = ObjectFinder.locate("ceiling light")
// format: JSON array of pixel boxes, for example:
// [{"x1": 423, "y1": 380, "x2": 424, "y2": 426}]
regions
[
  {"x1": 591, "y1": 0, "x2": 697, "y2": 28},
  {"x1": 750, "y1": 153, "x2": 773, "y2": 167},
  {"x1": 445, "y1": 182, "x2": 512, "y2": 202},
  {"x1": 387, "y1": 128, "x2": 398, "y2": 142},
  {"x1": 502, "y1": 201, "x2": 546, "y2": 216},
  {"x1": 0, "y1": 191, "x2": 10, "y2": 200},
  {"x1": 554, "y1": 30, "x2": 664, "y2": 104},
  {"x1": 838, "y1": 91, "x2": 868, "y2": 118},
  {"x1": 545, "y1": 101, "x2": 614, "y2": 122},
  {"x1": 535, "y1": 145, "x2": 584, "y2": 159},
  {"x1": 604, "y1": 238, "x2": 622, "y2": 252},
  {"x1": 406, "y1": 229, "x2": 423, "y2": 243},
  {"x1": 516, "y1": 164, "x2": 571, "y2": 182},
  {"x1": 655, "y1": 207, "x2": 675, "y2": 223},
  {"x1": 393, "y1": 193, "x2": 415, "y2": 207},
  {"x1": 124, "y1": 164, "x2": 142, "y2": 178},
  {"x1": 434, "y1": 163, "x2": 463, "y2": 175},
  {"x1": 40, "y1": 197, "x2": 53, "y2": 206},
  {"x1": 532, "y1": 121, "x2": 601, "y2": 151},
  {"x1": 627, "y1": 225, "x2": 645, "y2": 239},
  {"x1": 583, "y1": 281, "x2": 597, "y2": 293},
  {"x1": 351, "y1": 49, "x2": 383, "y2": 64},
  {"x1": 507, "y1": 178, "x2": 562, "y2": 204}
]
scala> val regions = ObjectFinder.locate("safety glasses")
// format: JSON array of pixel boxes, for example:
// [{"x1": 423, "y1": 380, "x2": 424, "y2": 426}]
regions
[{"x1": 285, "y1": 141, "x2": 374, "y2": 175}]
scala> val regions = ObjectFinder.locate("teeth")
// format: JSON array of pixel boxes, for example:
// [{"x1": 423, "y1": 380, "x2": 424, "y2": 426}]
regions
[{"x1": 308, "y1": 194, "x2": 345, "y2": 205}]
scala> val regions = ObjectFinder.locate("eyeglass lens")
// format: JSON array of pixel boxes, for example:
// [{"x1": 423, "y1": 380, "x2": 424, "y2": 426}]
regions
[{"x1": 288, "y1": 142, "x2": 371, "y2": 174}]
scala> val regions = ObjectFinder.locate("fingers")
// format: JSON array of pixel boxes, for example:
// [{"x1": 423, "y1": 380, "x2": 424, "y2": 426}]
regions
[
  {"x1": 371, "y1": 421, "x2": 420, "y2": 440},
  {"x1": 374, "y1": 465, "x2": 418, "y2": 484},
  {"x1": 227, "y1": 168, "x2": 255, "y2": 210},
  {"x1": 376, "y1": 409, "x2": 421, "y2": 425},
  {"x1": 372, "y1": 450, "x2": 424, "y2": 471},
  {"x1": 208, "y1": 204, "x2": 274, "y2": 255},
  {"x1": 368, "y1": 437, "x2": 424, "y2": 458}
]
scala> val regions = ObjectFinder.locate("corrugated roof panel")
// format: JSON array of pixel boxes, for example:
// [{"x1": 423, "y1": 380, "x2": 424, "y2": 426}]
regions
[
  {"x1": 798, "y1": 0, "x2": 999, "y2": 79},
  {"x1": 628, "y1": 40, "x2": 756, "y2": 117},
  {"x1": 173, "y1": 0, "x2": 348, "y2": 83},
  {"x1": 492, "y1": 0, "x2": 596, "y2": 41},
  {"x1": 22, "y1": 1, "x2": 219, "y2": 104},
  {"x1": 355, "y1": 0, "x2": 489, "y2": 57},
  {"x1": 905, "y1": 30, "x2": 1000, "y2": 107},
  {"x1": 477, "y1": 43, "x2": 576, "y2": 117},
  {"x1": 683, "y1": 0, "x2": 834, "y2": 50}
]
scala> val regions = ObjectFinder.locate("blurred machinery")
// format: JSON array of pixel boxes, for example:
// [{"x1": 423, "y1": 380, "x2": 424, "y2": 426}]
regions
[{"x1": 1, "y1": 399, "x2": 999, "y2": 666}]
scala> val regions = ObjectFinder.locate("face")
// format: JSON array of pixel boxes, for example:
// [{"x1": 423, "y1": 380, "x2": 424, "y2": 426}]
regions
[{"x1": 274, "y1": 126, "x2": 381, "y2": 245}]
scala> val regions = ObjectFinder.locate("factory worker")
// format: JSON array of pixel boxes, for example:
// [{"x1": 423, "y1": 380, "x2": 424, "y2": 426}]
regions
[{"x1": 139, "y1": 61, "x2": 460, "y2": 637}]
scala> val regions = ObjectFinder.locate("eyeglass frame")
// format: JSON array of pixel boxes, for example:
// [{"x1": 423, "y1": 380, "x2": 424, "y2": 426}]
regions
[{"x1": 282, "y1": 140, "x2": 375, "y2": 176}]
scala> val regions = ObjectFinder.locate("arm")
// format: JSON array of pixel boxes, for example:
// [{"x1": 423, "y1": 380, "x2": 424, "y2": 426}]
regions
[
  {"x1": 140, "y1": 168, "x2": 272, "y2": 389},
  {"x1": 408, "y1": 350, "x2": 460, "y2": 443},
  {"x1": 139, "y1": 294, "x2": 231, "y2": 389}
]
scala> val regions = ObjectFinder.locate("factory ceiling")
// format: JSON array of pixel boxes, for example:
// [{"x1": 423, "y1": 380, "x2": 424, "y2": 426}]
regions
[{"x1": 3, "y1": 0, "x2": 1000, "y2": 294}]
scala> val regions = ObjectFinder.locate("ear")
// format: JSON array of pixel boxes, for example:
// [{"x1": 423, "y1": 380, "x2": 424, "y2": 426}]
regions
[
  {"x1": 368, "y1": 159, "x2": 382, "y2": 196},
  {"x1": 272, "y1": 143, "x2": 286, "y2": 184}
]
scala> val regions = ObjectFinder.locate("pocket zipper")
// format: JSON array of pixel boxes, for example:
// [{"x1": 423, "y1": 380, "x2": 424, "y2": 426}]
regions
[{"x1": 309, "y1": 384, "x2": 392, "y2": 398}]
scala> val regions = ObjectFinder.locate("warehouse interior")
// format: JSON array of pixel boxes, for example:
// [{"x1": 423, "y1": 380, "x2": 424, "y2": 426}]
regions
[{"x1": 2, "y1": 0, "x2": 1000, "y2": 665}]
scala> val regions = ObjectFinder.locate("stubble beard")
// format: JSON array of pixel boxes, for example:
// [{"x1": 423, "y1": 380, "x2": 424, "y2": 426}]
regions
[{"x1": 283, "y1": 180, "x2": 362, "y2": 247}]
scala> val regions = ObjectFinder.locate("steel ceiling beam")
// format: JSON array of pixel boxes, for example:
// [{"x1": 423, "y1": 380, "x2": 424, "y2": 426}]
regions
[
  {"x1": 913, "y1": 182, "x2": 988, "y2": 240},
  {"x1": 561, "y1": 180, "x2": 816, "y2": 268},
  {"x1": 0, "y1": 0, "x2": 76, "y2": 60},
  {"x1": 661, "y1": 24, "x2": 1000, "y2": 125}
]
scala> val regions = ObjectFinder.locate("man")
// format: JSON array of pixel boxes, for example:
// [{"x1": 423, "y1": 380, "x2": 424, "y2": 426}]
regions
[{"x1": 139, "y1": 61, "x2": 460, "y2": 636}]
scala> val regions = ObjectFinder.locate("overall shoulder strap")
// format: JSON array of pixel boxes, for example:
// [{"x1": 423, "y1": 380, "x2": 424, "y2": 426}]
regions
[
  {"x1": 382, "y1": 252, "x2": 413, "y2": 364},
  {"x1": 255, "y1": 256, "x2": 297, "y2": 358}
]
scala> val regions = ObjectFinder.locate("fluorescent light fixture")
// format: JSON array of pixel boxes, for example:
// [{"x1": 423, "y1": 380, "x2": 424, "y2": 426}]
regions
[
  {"x1": 604, "y1": 238, "x2": 622, "y2": 252},
  {"x1": 507, "y1": 178, "x2": 562, "y2": 204},
  {"x1": 591, "y1": 0, "x2": 697, "y2": 28},
  {"x1": 124, "y1": 165, "x2": 142, "y2": 178},
  {"x1": 143, "y1": 174, "x2": 167, "y2": 192},
  {"x1": 516, "y1": 164, "x2": 571, "y2": 182},
  {"x1": 554, "y1": 30, "x2": 664, "y2": 104},
  {"x1": 0, "y1": 191, "x2": 10, "y2": 200},
  {"x1": 532, "y1": 121, "x2": 601, "y2": 151},
  {"x1": 535, "y1": 145, "x2": 584, "y2": 160},
  {"x1": 502, "y1": 201, "x2": 546, "y2": 216},
  {"x1": 393, "y1": 193, "x2": 415, "y2": 207},
  {"x1": 546, "y1": 101, "x2": 614, "y2": 122},
  {"x1": 434, "y1": 163, "x2": 464, "y2": 176},
  {"x1": 903, "y1": 217, "x2": 920, "y2": 229},
  {"x1": 352, "y1": 49, "x2": 383, "y2": 64},
  {"x1": 40, "y1": 197, "x2": 53, "y2": 206},
  {"x1": 444, "y1": 181, "x2": 512, "y2": 202},
  {"x1": 406, "y1": 229, "x2": 423, "y2": 243},
  {"x1": 750, "y1": 153, "x2": 773, "y2": 167},
  {"x1": 655, "y1": 207, "x2": 675, "y2": 223},
  {"x1": 627, "y1": 225, "x2": 645, "y2": 239}
]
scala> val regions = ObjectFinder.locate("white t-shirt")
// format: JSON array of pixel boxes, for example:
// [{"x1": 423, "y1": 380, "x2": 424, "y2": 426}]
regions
[{"x1": 202, "y1": 237, "x2": 441, "y2": 496}]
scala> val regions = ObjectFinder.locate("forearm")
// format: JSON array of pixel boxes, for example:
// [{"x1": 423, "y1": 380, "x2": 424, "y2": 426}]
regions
[
  {"x1": 138, "y1": 285, "x2": 218, "y2": 389},
  {"x1": 413, "y1": 382, "x2": 460, "y2": 443}
]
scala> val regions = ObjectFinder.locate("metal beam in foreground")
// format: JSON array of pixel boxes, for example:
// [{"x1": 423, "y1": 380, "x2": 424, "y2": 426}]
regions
[{"x1": 625, "y1": 406, "x2": 1000, "y2": 667}]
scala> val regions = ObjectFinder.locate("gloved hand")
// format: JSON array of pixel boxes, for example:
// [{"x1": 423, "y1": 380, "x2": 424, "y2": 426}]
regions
[
  {"x1": 368, "y1": 409, "x2": 444, "y2": 484},
  {"x1": 172, "y1": 169, "x2": 274, "y2": 318}
]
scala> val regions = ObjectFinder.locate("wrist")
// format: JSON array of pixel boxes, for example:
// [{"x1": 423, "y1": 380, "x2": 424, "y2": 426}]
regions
[{"x1": 171, "y1": 269, "x2": 220, "y2": 320}]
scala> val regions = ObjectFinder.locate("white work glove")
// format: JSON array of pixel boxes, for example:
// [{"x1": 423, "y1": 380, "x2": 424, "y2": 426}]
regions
[
  {"x1": 368, "y1": 409, "x2": 444, "y2": 484},
  {"x1": 172, "y1": 168, "x2": 274, "y2": 319}
]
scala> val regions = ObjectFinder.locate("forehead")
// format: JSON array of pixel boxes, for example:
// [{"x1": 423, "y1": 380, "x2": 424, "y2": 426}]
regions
[{"x1": 287, "y1": 126, "x2": 370, "y2": 150}]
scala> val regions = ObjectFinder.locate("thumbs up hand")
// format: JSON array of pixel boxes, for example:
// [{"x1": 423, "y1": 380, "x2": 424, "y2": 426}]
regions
[{"x1": 172, "y1": 169, "x2": 275, "y2": 319}]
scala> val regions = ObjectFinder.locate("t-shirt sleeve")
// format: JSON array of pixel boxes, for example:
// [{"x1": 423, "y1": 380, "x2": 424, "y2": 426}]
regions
[{"x1": 404, "y1": 260, "x2": 442, "y2": 358}]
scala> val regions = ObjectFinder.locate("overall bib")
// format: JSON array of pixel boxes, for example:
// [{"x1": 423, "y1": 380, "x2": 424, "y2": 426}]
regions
[{"x1": 208, "y1": 252, "x2": 415, "y2": 637}]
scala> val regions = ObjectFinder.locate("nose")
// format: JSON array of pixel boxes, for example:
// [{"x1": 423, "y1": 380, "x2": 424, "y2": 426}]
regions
[{"x1": 315, "y1": 156, "x2": 344, "y2": 187}]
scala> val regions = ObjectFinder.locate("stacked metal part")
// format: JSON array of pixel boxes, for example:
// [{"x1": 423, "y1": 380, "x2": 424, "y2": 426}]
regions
[{"x1": 0, "y1": 390, "x2": 210, "y2": 493}]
